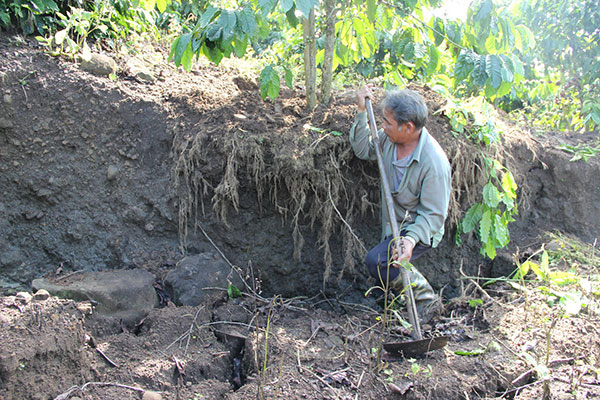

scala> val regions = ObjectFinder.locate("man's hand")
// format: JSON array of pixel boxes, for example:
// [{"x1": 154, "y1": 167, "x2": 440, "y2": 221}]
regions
[
  {"x1": 355, "y1": 84, "x2": 374, "y2": 113},
  {"x1": 391, "y1": 237, "x2": 415, "y2": 267}
]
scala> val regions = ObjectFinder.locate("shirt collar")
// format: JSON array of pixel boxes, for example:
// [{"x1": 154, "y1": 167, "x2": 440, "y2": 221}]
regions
[{"x1": 411, "y1": 126, "x2": 429, "y2": 163}]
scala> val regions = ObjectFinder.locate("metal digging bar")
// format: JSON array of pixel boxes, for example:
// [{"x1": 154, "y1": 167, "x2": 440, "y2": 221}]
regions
[{"x1": 365, "y1": 97, "x2": 423, "y2": 341}]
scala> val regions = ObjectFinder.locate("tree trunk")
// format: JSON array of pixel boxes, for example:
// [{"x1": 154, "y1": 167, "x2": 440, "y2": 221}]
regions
[
  {"x1": 303, "y1": 8, "x2": 317, "y2": 110},
  {"x1": 320, "y1": 0, "x2": 336, "y2": 105}
]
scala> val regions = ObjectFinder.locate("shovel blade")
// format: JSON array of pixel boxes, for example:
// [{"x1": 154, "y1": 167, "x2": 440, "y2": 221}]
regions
[{"x1": 383, "y1": 336, "x2": 449, "y2": 358}]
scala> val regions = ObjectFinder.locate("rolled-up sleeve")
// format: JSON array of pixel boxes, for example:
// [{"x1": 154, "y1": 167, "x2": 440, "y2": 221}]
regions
[{"x1": 349, "y1": 112, "x2": 376, "y2": 160}]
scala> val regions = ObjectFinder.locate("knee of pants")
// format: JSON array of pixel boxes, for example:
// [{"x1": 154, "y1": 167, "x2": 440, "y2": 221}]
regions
[{"x1": 365, "y1": 249, "x2": 384, "y2": 278}]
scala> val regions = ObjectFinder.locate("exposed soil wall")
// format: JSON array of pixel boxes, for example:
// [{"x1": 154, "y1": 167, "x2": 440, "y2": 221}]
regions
[{"x1": 1, "y1": 33, "x2": 599, "y2": 301}]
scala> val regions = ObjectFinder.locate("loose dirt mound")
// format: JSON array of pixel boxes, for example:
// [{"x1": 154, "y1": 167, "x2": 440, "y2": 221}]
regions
[{"x1": 2, "y1": 282, "x2": 599, "y2": 399}]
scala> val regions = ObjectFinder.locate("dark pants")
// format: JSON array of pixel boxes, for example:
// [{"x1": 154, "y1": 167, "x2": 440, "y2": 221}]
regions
[{"x1": 365, "y1": 233, "x2": 432, "y2": 284}]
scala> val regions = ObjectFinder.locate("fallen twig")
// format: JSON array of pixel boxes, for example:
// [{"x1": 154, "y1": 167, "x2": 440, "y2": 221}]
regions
[
  {"x1": 53, "y1": 381, "x2": 146, "y2": 400},
  {"x1": 299, "y1": 365, "x2": 339, "y2": 396},
  {"x1": 185, "y1": 306, "x2": 204, "y2": 355},
  {"x1": 353, "y1": 370, "x2": 365, "y2": 400},
  {"x1": 96, "y1": 348, "x2": 118, "y2": 368},
  {"x1": 459, "y1": 261, "x2": 504, "y2": 307},
  {"x1": 554, "y1": 376, "x2": 600, "y2": 390}
]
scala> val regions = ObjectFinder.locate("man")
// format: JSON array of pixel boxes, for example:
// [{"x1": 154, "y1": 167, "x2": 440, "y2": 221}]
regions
[{"x1": 350, "y1": 85, "x2": 451, "y2": 322}]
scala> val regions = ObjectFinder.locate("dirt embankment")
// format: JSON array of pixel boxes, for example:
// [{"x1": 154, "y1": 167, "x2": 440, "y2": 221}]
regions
[
  {"x1": 1, "y1": 32, "x2": 600, "y2": 297},
  {"x1": 1, "y1": 33, "x2": 600, "y2": 400}
]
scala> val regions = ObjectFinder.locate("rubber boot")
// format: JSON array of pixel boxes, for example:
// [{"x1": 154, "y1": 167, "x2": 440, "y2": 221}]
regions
[{"x1": 390, "y1": 267, "x2": 440, "y2": 323}]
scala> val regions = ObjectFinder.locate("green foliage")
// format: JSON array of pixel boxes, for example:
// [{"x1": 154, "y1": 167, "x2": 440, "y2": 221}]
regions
[
  {"x1": 512, "y1": 249, "x2": 593, "y2": 316},
  {"x1": 557, "y1": 143, "x2": 600, "y2": 162},
  {"x1": 509, "y1": 0, "x2": 600, "y2": 131},
  {"x1": 4, "y1": 0, "x2": 170, "y2": 58},
  {"x1": 441, "y1": 97, "x2": 518, "y2": 259},
  {"x1": 37, "y1": 7, "x2": 106, "y2": 58},
  {"x1": 0, "y1": 0, "x2": 59, "y2": 35},
  {"x1": 462, "y1": 163, "x2": 517, "y2": 260}
]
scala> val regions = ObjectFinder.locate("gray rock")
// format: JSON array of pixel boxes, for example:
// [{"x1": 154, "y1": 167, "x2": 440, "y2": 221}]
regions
[
  {"x1": 32, "y1": 269, "x2": 157, "y2": 323},
  {"x1": 80, "y1": 53, "x2": 117, "y2": 77},
  {"x1": 33, "y1": 289, "x2": 50, "y2": 301},
  {"x1": 165, "y1": 252, "x2": 244, "y2": 306},
  {"x1": 126, "y1": 57, "x2": 155, "y2": 82},
  {"x1": 142, "y1": 391, "x2": 162, "y2": 400},
  {"x1": 0, "y1": 117, "x2": 13, "y2": 129},
  {"x1": 15, "y1": 291, "x2": 32, "y2": 303},
  {"x1": 107, "y1": 165, "x2": 119, "y2": 181}
]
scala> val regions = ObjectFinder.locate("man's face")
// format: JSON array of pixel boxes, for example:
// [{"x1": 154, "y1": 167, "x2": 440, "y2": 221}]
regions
[{"x1": 382, "y1": 109, "x2": 414, "y2": 144}]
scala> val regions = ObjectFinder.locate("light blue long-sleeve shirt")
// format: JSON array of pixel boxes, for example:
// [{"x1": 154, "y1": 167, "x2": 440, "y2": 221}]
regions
[{"x1": 350, "y1": 111, "x2": 451, "y2": 247}]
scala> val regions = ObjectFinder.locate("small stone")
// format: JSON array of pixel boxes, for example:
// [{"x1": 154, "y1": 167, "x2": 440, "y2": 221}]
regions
[
  {"x1": 15, "y1": 292, "x2": 32, "y2": 304},
  {"x1": 0, "y1": 118, "x2": 13, "y2": 129},
  {"x1": 144, "y1": 223, "x2": 154, "y2": 232},
  {"x1": 80, "y1": 53, "x2": 117, "y2": 77},
  {"x1": 233, "y1": 114, "x2": 247, "y2": 120},
  {"x1": 77, "y1": 301, "x2": 93, "y2": 315},
  {"x1": 107, "y1": 165, "x2": 119, "y2": 181},
  {"x1": 142, "y1": 391, "x2": 162, "y2": 400},
  {"x1": 33, "y1": 289, "x2": 50, "y2": 301}
]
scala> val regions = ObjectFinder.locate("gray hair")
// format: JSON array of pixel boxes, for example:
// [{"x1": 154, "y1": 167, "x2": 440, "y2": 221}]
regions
[{"x1": 381, "y1": 89, "x2": 428, "y2": 130}]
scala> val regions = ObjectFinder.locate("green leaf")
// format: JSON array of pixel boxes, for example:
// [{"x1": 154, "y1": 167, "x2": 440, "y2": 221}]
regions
[
  {"x1": 480, "y1": 209, "x2": 492, "y2": 245},
  {"x1": 432, "y1": 17, "x2": 445, "y2": 47},
  {"x1": 204, "y1": 44, "x2": 224, "y2": 64},
  {"x1": 206, "y1": 24, "x2": 223, "y2": 41},
  {"x1": 296, "y1": 0, "x2": 314, "y2": 18},
  {"x1": 54, "y1": 28, "x2": 68, "y2": 45},
  {"x1": 218, "y1": 10, "x2": 236, "y2": 41},
  {"x1": 484, "y1": 237, "x2": 496, "y2": 259},
  {"x1": 227, "y1": 284, "x2": 242, "y2": 299},
  {"x1": 426, "y1": 44, "x2": 440, "y2": 77},
  {"x1": 236, "y1": 8, "x2": 257, "y2": 36},
  {"x1": 200, "y1": 6, "x2": 220, "y2": 29},
  {"x1": 454, "y1": 50, "x2": 475, "y2": 83},
  {"x1": 181, "y1": 43, "x2": 194, "y2": 71},
  {"x1": 232, "y1": 36, "x2": 248, "y2": 58},
  {"x1": 455, "y1": 347, "x2": 486, "y2": 356},
  {"x1": 156, "y1": 0, "x2": 168, "y2": 13},
  {"x1": 472, "y1": 55, "x2": 488, "y2": 87},
  {"x1": 258, "y1": 0, "x2": 277, "y2": 16},
  {"x1": 286, "y1": 6, "x2": 299, "y2": 27},
  {"x1": 366, "y1": 0, "x2": 377, "y2": 23},
  {"x1": 501, "y1": 171, "x2": 517, "y2": 199},
  {"x1": 516, "y1": 260, "x2": 531, "y2": 279},
  {"x1": 473, "y1": 0, "x2": 493, "y2": 23},
  {"x1": 493, "y1": 213, "x2": 509, "y2": 247},
  {"x1": 281, "y1": 0, "x2": 294, "y2": 12},
  {"x1": 142, "y1": 0, "x2": 156, "y2": 12},
  {"x1": 171, "y1": 33, "x2": 192, "y2": 66},
  {"x1": 485, "y1": 54, "x2": 502, "y2": 89},
  {"x1": 284, "y1": 66, "x2": 293, "y2": 88},
  {"x1": 482, "y1": 182, "x2": 501, "y2": 208},
  {"x1": 462, "y1": 203, "x2": 483, "y2": 233},
  {"x1": 260, "y1": 64, "x2": 280, "y2": 100}
]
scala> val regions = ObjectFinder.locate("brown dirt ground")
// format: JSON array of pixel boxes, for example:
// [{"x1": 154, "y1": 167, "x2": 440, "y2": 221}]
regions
[
  {"x1": 1, "y1": 33, "x2": 600, "y2": 400},
  {"x1": 2, "y1": 278, "x2": 600, "y2": 400}
]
